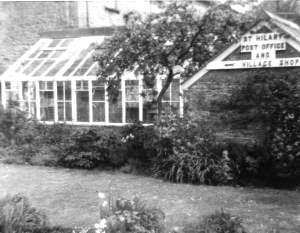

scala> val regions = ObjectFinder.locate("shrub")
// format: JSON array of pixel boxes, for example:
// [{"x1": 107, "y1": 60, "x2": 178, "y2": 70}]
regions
[
  {"x1": 152, "y1": 113, "x2": 234, "y2": 185},
  {"x1": 58, "y1": 127, "x2": 126, "y2": 169},
  {"x1": 120, "y1": 123, "x2": 157, "y2": 171},
  {"x1": 213, "y1": 69, "x2": 300, "y2": 187},
  {"x1": 0, "y1": 104, "x2": 31, "y2": 146},
  {"x1": 0, "y1": 194, "x2": 47, "y2": 233},
  {"x1": 14, "y1": 123, "x2": 73, "y2": 146},
  {"x1": 91, "y1": 193, "x2": 165, "y2": 233},
  {"x1": 219, "y1": 142, "x2": 270, "y2": 186},
  {"x1": 30, "y1": 226, "x2": 73, "y2": 233},
  {"x1": 183, "y1": 210, "x2": 247, "y2": 233},
  {"x1": 267, "y1": 105, "x2": 300, "y2": 185}
]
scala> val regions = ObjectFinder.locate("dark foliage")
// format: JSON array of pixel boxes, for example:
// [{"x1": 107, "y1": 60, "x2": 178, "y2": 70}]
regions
[
  {"x1": 183, "y1": 210, "x2": 247, "y2": 233},
  {"x1": 214, "y1": 69, "x2": 300, "y2": 187},
  {"x1": 29, "y1": 226, "x2": 73, "y2": 233},
  {"x1": 152, "y1": 113, "x2": 234, "y2": 185},
  {"x1": 0, "y1": 104, "x2": 32, "y2": 146},
  {"x1": 58, "y1": 127, "x2": 126, "y2": 169},
  {"x1": 219, "y1": 142, "x2": 271, "y2": 186},
  {"x1": 120, "y1": 123, "x2": 158, "y2": 170}
]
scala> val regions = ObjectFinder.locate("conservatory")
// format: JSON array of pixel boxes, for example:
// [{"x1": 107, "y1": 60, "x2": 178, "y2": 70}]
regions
[{"x1": 0, "y1": 30, "x2": 183, "y2": 125}]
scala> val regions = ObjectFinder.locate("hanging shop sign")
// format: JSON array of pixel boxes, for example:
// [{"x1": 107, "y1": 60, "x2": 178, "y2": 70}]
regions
[{"x1": 207, "y1": 32, "x2": 300, "y2": 70}]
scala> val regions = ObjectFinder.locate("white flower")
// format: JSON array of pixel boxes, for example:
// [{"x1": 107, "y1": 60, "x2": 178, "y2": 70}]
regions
[
  {"x1": 121, "y1": 137, "x2": 127, "y2": 143},
  {"x1": 94, "y1": 223, "x2": 101, "y2": 229},
  {"x1": 119, "y1": 216, "x2": 125, "y2": 222},
  {"x1": 164, "y1": 40, "x2": 173, "y2": 46},
  {"x1": 98, "y1": 192, "x2": 105, "y2": 199},
  {"x1": 102, "y1": 201, "x2": 108, "y2": 207},
  {"x1": 99, "y1": 219, "x2": 107, "y2": 229}
]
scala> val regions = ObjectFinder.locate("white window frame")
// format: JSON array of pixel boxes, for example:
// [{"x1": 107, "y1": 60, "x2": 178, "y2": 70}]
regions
[
  {"x1": 56, "y1": 81, "x2": 73, "y2": 123},
  {"x1": 91, "y1": 80, "x2": 106, "y2": 123}
]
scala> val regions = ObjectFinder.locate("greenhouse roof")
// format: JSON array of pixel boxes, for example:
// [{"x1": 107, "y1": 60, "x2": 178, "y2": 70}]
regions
[{"x1": 1, "y1": 27, "x2": 122, "y2": 81}]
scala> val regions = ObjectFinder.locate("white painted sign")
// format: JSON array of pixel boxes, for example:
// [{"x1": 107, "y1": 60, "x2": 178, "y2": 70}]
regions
[
  {"x1": 241, "y1": 32, "x2": 286, "y2": 60},
  {"x1": 207, "y1": 32, "x2": 300, "y2": 70},
  {"x1": 207, "y1": 57, "x2": 300, "y2": 70}
]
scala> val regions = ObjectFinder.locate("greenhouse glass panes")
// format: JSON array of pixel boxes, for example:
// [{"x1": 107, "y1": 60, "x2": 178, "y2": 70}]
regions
[
  {"x1": 48, "y1": 39, "x2": 62, "y2": 48},
  {"x1": 74, "y1": 57, "x2": 94, "y2": 76},
  {"x1": 5, "y1": 82, "x2": 11, "y2": 89},
  {"x1": 38, "y1": 50, "x2": 52, "y2": 58},
  {"x1": 109, "y1": 94, "x2": 122, "y2": 123},
  {"x1": 87, "y1": 64, "x2": 98, "y2": 76},
  {"x1": 125, "y1": 80, "x2": 139, "y2": 101},
  {"x1": 5, "y1": 81, "x2": 19, "y2": 106},
  {"x1": 126, "y1": 102, "x2": 139, "y2": 122},
  {"x1": 22, "y1": 82, "x2": 28, "y2": 100},
  {"x1": 162, "y1": 79, "x2": 180, "y2": 114},
  {"x1": 40, "y1": 91, "x2": 54, "y2": 121},
  {"x1": 33, "y1": 60, "x2": 55, "y2": 76},
  {"x1": 40, "y1": 81, "x2": 54, "y2": 121},
  {"x1": 125, "y1": 80, "x2": 139, "y2": 123},
  {"x1": 57, "y1": 82, "x2": 64, "y2": 101},
  {"x1": 46, "y1": 59, "x2": 68, "y2": 76},
  {"x1": 28, "y1": 41, "x2": 48, "y2": 58},
  {"x1": 57, "y1": 81, "x2": 72, "y2": 121},
  {"x1": 93, "y1": 102, "x2": 105, "y2": 122},
  {"x1": 0, "y1": 34, "x2": 183, "y2": 125},
  {"x1": 77, "y1": 91, "x2": 89, "y2": 122},
  {"x1": 23, "y1": 60, "x2": 43, "y2": 75},
  {"x1": 63, "y1": 44, "x2": 95, "y2": 76},
  {"x1": 51, "y1": 50, "x2": 64, "y2": 58},
  {"x1": 76, "y1": 81, "x2": 89, "y2": 122},
  {"x1": 61, "y1": 39, "x2": 74, "y2": 47},
  {"x1": 92, "y1": 81, "x2": 105, "y2": 122},
  {"x1": 143, "y1": 103, "x2": 156, "y2": 123},
  {"x1": 92, "y1": 81, "x2": 105, "y2": 101}
]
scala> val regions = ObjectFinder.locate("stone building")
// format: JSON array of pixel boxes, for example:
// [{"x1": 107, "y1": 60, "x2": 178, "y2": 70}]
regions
[{"x1": 182, "y1": 11, "x2": 300, "y2": 143}]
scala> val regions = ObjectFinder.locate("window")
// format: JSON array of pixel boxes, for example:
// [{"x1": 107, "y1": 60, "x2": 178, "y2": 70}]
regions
[
  {"x1": 57, "y1": 81, "x2": 72, "y2": 121},
  {"x1": 76, "y1": 80, "x2": 89, "y2": 122},
  {"x1": 92, "y1": 80, "x2": 105, "y2": 122},
  {"x1": 15, "y1": 39, "x2": 70, "y2": 77},
  {"x1": 64, "y1": 44, "x2": 95, "y2": 76},
  {"x1": 162, "y1": 79, "x2": 180, "y2": 114},
  {"x1": 125, "y1": 80, "x2": 139, "y2": 123},
  {"x1": 39, "y1": 81, "x2": 54, "y2": 121},
  {"x1": 142, "y1": 82, "x2": 157, "y2": 123},
  {"x1": 86, "y1": 64, "x2": 98, "y2": 76},
  {"x1": 74, "y1": 57, "x2": 94, "y2": 76},
  {"x1": 19, "y1": 81, "x2": 36, "y2": 117},
  {"x1": 5, "y1": 81, "x2": 19, "y2": 107},
  {"x1": 109, "y1": 92, "x2": 122, "y2": 123}
]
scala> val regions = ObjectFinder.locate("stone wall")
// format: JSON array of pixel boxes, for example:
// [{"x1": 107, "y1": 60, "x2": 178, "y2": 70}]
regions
[
  {"x1": 184, "y1": 69, "x2": 266, "y2": 144},
  {"x1": 0, "y1": 1, "x2": 78, "y2": 74}
]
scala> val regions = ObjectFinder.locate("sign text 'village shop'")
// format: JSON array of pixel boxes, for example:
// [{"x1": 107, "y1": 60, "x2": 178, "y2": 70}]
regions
[{"x1": 207, "y1": 32, "x2": 300, "y2": 70}]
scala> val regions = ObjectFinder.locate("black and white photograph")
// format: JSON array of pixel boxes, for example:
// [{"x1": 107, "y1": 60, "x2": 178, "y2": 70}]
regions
[{"x1": 0, "y1": 0, "x2": 299, "y2": 232}]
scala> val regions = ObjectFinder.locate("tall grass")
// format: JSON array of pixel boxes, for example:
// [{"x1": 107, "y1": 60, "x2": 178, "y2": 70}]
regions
[{"x1": 0, "y1": 194, "x2": 47, "y2": 233}]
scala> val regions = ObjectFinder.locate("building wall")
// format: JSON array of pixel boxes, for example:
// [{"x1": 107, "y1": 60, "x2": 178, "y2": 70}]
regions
[
  {"x1": 0, "y1": 1, "x2": 78, "y2": 75},
  {"x1": 184, "y1": 66, "x2": 300, "y2": 144},
  {"x1": 0, "y1": 0, "x2": 162, "y2": 75},
  {"x1": 184, "y1": 69, "x2": 265, "y2": 144}
]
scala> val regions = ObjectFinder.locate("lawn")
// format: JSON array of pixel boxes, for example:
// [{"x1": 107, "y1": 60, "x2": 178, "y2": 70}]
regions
[{"x1": 0, "y1": 163, "x2": 299, "y2": 233}]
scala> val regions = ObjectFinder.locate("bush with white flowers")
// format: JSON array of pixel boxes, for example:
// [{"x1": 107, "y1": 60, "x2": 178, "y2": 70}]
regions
[{"x1": 88, "y1": 192, "x2": 165, "y2": 233}]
